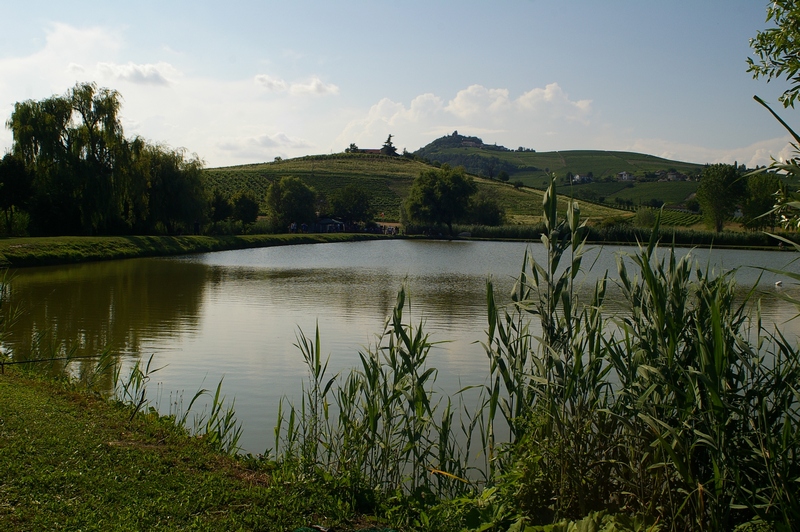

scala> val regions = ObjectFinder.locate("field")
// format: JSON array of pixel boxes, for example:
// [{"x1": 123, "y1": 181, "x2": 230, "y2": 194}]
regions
[{"x1": 204, "y1": 153, "x2": 631, "y2": 224}]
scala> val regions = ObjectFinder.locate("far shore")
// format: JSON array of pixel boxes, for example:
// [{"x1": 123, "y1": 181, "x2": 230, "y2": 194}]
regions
[
  {"x1": 0, "y1": 230, "x2": 792, "y2": 270},
  {"x1": 0, "y1": 233, "x2": 392, "y2": 269}
]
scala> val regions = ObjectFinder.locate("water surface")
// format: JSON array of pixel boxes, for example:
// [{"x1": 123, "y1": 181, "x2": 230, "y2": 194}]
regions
[{"x1": 4, "y1": 240, "x2": 799, "y2": 453}]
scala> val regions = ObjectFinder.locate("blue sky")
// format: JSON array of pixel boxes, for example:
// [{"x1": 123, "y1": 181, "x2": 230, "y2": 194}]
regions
[{"x1": 0, "y1": 0, "x2": 795, "y2": 168}]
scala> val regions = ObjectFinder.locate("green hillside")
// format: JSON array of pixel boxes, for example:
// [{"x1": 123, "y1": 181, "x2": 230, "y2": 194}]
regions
[
  {"x1": 204, "y1": 153, "x2": 631, "y2": 224},
  {"x1": 414, "y1": 133, "x2": 705, "y2": 186}
]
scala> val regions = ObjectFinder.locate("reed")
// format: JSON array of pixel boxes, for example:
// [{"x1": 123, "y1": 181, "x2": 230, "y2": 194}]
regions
[{"x1": 273, "y1": 175, "x2": 799, "y2": 529}]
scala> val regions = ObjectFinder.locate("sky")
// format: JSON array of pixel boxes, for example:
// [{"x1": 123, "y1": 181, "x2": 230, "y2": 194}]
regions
[{"x1": 0, "y1": 0, "x2": 796, "y2": 169}]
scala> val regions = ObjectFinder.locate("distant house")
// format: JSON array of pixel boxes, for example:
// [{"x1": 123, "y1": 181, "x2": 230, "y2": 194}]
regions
[
  {"x1": 618, "y1": 171, "x2": 635, "y2": 181},
  {"x1": 572, "y1": 174, "x2": 592, "y2": 184},
  {"x1": 461, "y1": 141, "x2": 483, "y2": 148},
  {"x1": 359, "y1": 149, "x2": 382, "y2": 155}
]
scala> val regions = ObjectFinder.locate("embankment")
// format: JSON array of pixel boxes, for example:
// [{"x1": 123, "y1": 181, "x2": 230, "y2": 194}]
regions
[{"x1": 0, "y1": 233, "x2": 389, "y2": 268}]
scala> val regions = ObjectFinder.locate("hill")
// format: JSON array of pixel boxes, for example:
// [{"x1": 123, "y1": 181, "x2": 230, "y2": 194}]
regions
[
  {"x1": 413, "y1": 132, "x2": 705, "y2": 187},
  {"x1": 204, "y1": 153, "x2": 630, "y2": 224}
]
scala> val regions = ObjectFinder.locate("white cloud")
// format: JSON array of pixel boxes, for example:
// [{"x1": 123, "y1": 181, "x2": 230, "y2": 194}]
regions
[
  {"x1": 216, "y1": 132, "x2": 312, "y2": 161},
  {"x1": 254, "y1": 74, "x2": 288, "y2": 92},
  {"x1": 289, "y1": 76, "x2": 339, "y2": 95},
  {"x1": 445, "y1": 85, "x2": 511, "y2": 118},
  {"x1": 517, "y1": 83, "x2": 592, "y2": 120},
  {"x1": 254, "y1": 74, "x2": 339, "y2": 96},
  {"x1": 96, "y1": 62, "x2": 176, "y2": 85}
]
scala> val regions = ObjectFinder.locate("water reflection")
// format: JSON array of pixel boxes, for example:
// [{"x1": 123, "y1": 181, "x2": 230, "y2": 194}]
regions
[
  {"x1": 4, "y1": 258, "x2": 210, "y2": 361},
  {"x1": 2, "y1": 240, "x2": 800, "y2": 453}
]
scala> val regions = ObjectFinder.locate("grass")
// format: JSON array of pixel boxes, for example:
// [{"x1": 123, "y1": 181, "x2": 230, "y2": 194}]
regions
[
  {"x1": 0, "y1": 369, "x2": 354, "y2": 531},
  {"x1": 0, "y1": 233, "x2": 388, "y2": 268}
]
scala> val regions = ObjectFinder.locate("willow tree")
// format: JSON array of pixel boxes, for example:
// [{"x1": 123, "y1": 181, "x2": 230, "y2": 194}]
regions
[
  {"x1": 7, "y1": 83, "x2": 128, "y2": 234},
  {"x1": 6, "y1": 83, "x2": 207, "y2": 235}
]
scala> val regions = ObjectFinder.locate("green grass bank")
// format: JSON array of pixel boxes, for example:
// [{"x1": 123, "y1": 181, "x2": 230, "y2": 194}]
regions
[
  {"x1": 0, "y1": 233, "x2": 389, "y2": 269},
  {"x1": 0, "y1": 368, "x2": 384, "y2": 531}
]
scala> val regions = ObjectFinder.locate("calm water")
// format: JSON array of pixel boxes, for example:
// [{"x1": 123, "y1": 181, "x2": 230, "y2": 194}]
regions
[{"x1": 4, "y1": 240, "x2": 800, "y2": 453}]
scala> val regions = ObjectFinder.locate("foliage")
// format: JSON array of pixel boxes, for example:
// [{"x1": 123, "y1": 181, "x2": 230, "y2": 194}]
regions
[
  {"x1": 634, "y1": 206, "x2": 657, "y2": 227},
  {"x1": 328, "y1": 184, "x2": 374, "y2": 223},
  {"x1": 268, "y1": 178, "x2": 800, "y2": 530},
  {"x1": 381, "y1": 134, "x2": 398, "y2": 157},
  {"x1": 0, "y1": 153, "x2": 33, "y2": 235},
  {"x1": 209, "y1": 188, "x2": 233, "y2": 223},
  {"x1": 403, "y1": 164, "x2": 477, "y2": 234},
  {"x1": 748, "y1": 0, "x2": 800, "y2": 108},
  {"x1": 231, "y1": 190, "x2": 260, "y2": 225},
  {"x1": 142, "y1": 143, "x2": 206, "y2": 234},
  {"x1": 741, "y1": 172, "x2": 784, "y2": 230},
  {"x1": 265, "y1": 176, "x2": 317, "y2": 230},
  {"x1": 696, "y1": 163, "x2": 745, "y2": 232},
  {"x1": 467, "y1": 191, "x2": 506, "y2": 226},
  {"x1": 6, "y1": 83, "x2": 206, "y2": 235}
]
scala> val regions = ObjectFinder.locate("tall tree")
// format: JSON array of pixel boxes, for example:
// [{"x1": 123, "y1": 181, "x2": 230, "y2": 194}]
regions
[
  {"x1": 6, "y1": 83, "x2": 206, "y2": 235},
  {"x1": 145, "y1": 145, "x2": 206, "y2": 234},
  {"x1": 328, "y1": 184, "x2": 373, "y2": 223},
  {"x1": 403, "y1": 164, "x2": 476, "y2": 235},
  {"x1": 696, "y1": 163, "x2": 745, "y2": 232},
  {"x1": 741, "y1": 172, "x2": 783, "y2": 230},
  {"x1": 7, "y1": 83, "x2": 127, "y2": 234},
  {"x1": 231, "y1": 190, "x2": 260, "y2": 225},
  {"x1": 380, "y1": 134, "x2": 398, "y2": 156},
  {"x1": 749, "y1": 2, "x2": 800, "y2": 230},
  {"x1": 209, "y1": 188, "x2": 233, "y2": 223},
  {"x1": 265, "y1": 176, "x2": 317, "y2": 230}
]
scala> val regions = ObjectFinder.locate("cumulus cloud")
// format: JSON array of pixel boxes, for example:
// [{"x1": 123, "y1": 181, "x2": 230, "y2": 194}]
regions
[
  {"x1": 445, "y1": 85, "x2": 511, "y2": 118},
  {"x1": 96, "y1": 61, "x2": 176, "y2": 85},
  {"x1": 254, "y1": 74, "x2": 339, "y2": 96},
  {"x1": 254, "y1": 74, "x2": 288, "y2": 92},
  {"x1": 289, "y1": 76, "x2": 339, "y2": 95}
]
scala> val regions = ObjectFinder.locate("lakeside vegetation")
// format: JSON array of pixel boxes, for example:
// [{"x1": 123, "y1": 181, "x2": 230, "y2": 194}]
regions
[{"x1": 0, "y1": 233, "x2": 387, "y2": 268}]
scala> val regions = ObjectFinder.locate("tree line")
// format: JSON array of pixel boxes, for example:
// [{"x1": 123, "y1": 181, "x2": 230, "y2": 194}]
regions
[
  {"x1": 0, "y1": 83, "x2": 392, "y2": 236},
  {"x1": 2, "y1": 83, "x2": 206, "y2": 236}
]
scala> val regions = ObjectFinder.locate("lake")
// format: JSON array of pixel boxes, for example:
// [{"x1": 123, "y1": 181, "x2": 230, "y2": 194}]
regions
[{"x1": 3, "y1": 239, "x2": 800, "y2": 453}]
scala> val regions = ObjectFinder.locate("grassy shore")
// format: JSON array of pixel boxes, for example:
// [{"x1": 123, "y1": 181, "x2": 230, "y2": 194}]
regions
[
  {"x1": 0, "y1": 233, "x2": 389, "y2": 269},
  {"x1": 0, "y1": 368, "x2": 380, "y2": 531}
]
